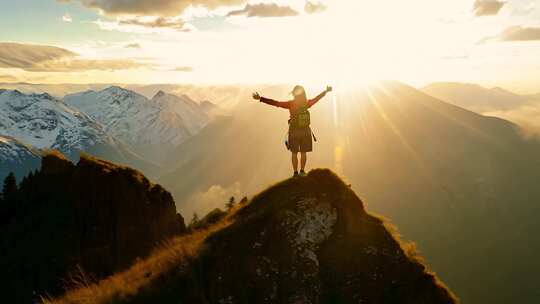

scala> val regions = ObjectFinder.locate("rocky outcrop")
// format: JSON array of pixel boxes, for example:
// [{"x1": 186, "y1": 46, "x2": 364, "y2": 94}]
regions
[
  {"x1": 196, "y1": 169, "x2": 457, "y2": 304},
  {"x1": 0, "y1": 152, "x2": 185, "y2": 303},
  {"x1": 101, "y1": 169, "x2": 458, "y2": 304}
]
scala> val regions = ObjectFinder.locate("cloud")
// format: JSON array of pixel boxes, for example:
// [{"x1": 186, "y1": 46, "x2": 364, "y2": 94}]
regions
[
  {"x1": 499, "y1": 26, "x2": 540, "y2": 41},
  {"x1": 484, "y1": 101, "x2": 540, "y2": 138},
  {"x1": 181, "y1": 183, "x2": 242, "y2": 217},
  {"x1": 305, "y1": 1, "x2": 327, "y2": 14},
  {"x1": 227, "y1": 3, "x2": 299, "y2": 18},
  {"x1": 173, "y1": 66, "x2": 194, "y2": 72},
  {"x1": 124, "y1": 43, "x2": 142, "y2": 49},
  {"x1": 0, "y1": 43, "x2": 76, "y2": 67},
  {"x1": 511, "y1": 3, "x2": 535, "y2": 16},
  {"x1": 62, "y1": 13, "x2": 73, "y2": 22},
  {"x1": 58, "y1": 0, "x2": 247, "y2": 17},
  {"x1": 94, "y1": 16, "x2": 193, "y2": 33},
  {"x1": 441, "y1": 55, "x2": 470, "y2": 60},
  {"x1": 0, "y1": 74, "x2": 18, "y2": 82},
  {"x1": 481, "y1": 26, "x2": 540, "y2": 43},
  {"x1": 473, "y1": 0, "x2": 505, "y2": 16},
  {"x1": 28, "y1": 59, "x2": 147, "y2": 72},
  {"x1": 0, "y1": 42, "x2": 148, "y2": 72},
  {"x1": 119, "y1": 16, "x2": 189, "y2": 31}
]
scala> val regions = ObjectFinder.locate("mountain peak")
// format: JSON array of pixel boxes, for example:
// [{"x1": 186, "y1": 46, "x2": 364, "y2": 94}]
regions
[
  {"x1": 104, "y1": 85, "x2": 126, "y2": 92},
  {"x1": 63, "y1": 86, "x2": 211, "y2": 162},
  {"x1": 200, "y1": 99, "x2": 217, "y2": 109},
  {"x1": 1, "y1": 89, "x2": 23, "y2": 98},
  {"x1": 101, "y1": 85, "x2": 140, "y2": 99},
  {"x1": 223, "y1": 169, "x2": 457, "y2": 302},
  {"x1": 52, "y1": 168, "x2": 457, "y2": 303},
  {"x1": 153, "y1": 90, "x2": 167, "y2": 99}
]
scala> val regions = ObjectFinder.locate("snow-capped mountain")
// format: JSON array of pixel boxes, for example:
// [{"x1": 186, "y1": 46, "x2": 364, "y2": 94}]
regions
[
  {"x1": 200, "y1": 100, "x2": 220, "y2": 116},
  {"x1": 0, "y1": 89, "x2": 114, "y2": 154},
  {"x1": 0, "y1": 89, "x2": 160, "y2": 177},
  {"x1": 64, "y1": 86, "x2": 211, "y2": 163},
  {"x1": 151, "y1": 90, "x2": 210, "y2": 137},
  {"x1": 0, "y1": 134, "x2": 41, "y2": 181}
]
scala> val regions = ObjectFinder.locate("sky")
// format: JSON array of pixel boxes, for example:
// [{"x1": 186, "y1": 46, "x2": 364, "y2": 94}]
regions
[{"x1": 0, "y1": 0, "x2": 539, "y2": 93}]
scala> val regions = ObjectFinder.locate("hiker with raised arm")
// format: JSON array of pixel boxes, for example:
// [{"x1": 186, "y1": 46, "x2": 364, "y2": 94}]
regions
[{"x1": 253, "y1": 85, "x2": 332, "y2": 177}]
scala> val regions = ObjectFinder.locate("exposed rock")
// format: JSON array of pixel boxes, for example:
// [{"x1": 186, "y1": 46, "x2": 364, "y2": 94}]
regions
[{"x1": 107, "y1": 169, "x2": 458, "y2": 304}]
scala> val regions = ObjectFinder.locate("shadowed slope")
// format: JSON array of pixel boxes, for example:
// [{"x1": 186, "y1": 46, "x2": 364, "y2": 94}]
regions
[
  {"x1": 0, "y1": 152, "x2": 185, "y2": 303},
  {"x1": 50, "y1": 169, "x2": 457, "y2": 304}
]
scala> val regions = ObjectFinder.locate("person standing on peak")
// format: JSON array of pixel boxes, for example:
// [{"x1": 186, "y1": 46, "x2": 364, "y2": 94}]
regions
[{"x1": 253, "y1": 85, "x2": 332, "y2": 177}]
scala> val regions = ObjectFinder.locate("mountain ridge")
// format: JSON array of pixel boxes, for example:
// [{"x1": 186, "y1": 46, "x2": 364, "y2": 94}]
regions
[
  {"x1": 0, "y1": 152, "x2": 186, "y2": 303},
  {"x1": 0, "y1": 88, "x2": 160, "y2": 177},
  {"x1": 64, "y1": 86, "x2": 212, "y2": 163},
  {"x1": 421, "y1": 82, "x2": 528, "y2": 112},
  {"x1": 47, "y1": 168, "x2": 458, "y2": 304}
]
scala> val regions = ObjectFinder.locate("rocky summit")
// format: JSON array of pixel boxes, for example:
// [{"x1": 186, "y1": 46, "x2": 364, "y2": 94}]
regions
[
  {"x1": 67, "y1": 169, "x2": 457, "y2": 304},
  {"x1": 191, "y1": 169, "x2": 458, "y2": 304}
]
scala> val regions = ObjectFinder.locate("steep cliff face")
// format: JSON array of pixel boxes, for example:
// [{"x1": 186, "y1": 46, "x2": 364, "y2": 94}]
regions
[
  {"x1": 0, "y1": 152, "x2": 185, "y2": 303},
  {"x1": 52, "y1": 169, "x2": 457, "y2": 304}
]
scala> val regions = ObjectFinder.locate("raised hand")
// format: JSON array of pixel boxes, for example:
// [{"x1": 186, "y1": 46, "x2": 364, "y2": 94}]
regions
[
  {"x1": 252, "y1": 92, "x2": 261, "y2": 100},
  {"x1": 326, "y1": 86, "x2": 333, "y2": 93}
]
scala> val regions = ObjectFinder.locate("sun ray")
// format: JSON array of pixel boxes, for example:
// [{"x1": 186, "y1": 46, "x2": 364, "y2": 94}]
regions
[{"x1": 364, "y1": 86, "x2": 428, "y2": 172}]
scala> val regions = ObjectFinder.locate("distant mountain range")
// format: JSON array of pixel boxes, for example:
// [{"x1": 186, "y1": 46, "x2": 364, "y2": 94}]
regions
[
  {"x1": 422, "y1": 82, "x2": 538, "y2": 113},
  {"x1": 0, "y1": 89, "x2": 114, "y2": 153},
  {"x1": 0, "y1": 86, "x2": 215, "y2": 180},
  {"x1": 64, "y1": 86, "x2": 212, "y2": 162},
  {"x1": 0, "y1": 89, "x2": 158, "y2": 177},
  {"x1": 0, "y1": 82, "x2": 254, "y2": 108},
  {"x1": 423, "y1": 82, "x2": 540, "y2": 136}
]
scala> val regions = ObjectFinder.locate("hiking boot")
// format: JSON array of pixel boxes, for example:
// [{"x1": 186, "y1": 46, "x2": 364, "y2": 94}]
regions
[{"x1": 299, "y1": 170, "x2": 307, "y2": 177}]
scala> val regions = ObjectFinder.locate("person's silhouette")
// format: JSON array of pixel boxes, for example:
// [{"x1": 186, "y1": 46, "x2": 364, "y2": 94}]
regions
[{"x1": 253, "y1": 85, "x2": 332, "y2": 177}]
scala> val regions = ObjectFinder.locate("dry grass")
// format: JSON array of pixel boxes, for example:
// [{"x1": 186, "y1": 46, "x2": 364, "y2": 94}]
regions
[{"x1": 43, "y1": 206, "x2": 241, "y2": 304}]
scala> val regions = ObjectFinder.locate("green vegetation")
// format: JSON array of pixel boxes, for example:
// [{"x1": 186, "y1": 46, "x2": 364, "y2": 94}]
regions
[
  {"x1": 226, "y1": 196, "x2": 236, "y2": 210},
  {"x1": 2, "y1": 171, "x2": 16, "y2": 200}
]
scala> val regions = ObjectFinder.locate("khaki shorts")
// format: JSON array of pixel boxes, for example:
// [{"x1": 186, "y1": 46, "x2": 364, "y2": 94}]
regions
[{"x1": 288, "y1": 127, "x2": 312, "y2": 153}]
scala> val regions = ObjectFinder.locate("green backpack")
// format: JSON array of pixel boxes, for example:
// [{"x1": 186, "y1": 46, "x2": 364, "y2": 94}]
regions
[{"x1": 292, "y1": 105, "x2": 310, "y2": 128}]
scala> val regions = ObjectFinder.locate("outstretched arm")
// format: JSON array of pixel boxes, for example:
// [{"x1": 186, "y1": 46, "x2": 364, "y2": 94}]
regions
[
  {"x1": 308, "y1": 86, "x2": 332, "y2": 107},
  {"x1": 252, "y1": 92, "x2": 290, "y2": 109}
]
